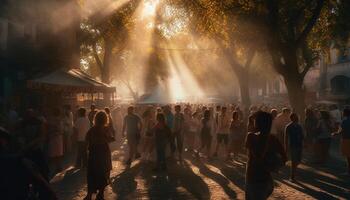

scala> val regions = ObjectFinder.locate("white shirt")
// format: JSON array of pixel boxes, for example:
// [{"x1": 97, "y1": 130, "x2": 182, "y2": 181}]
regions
[{"x1": 75, "y1": 117, "x2": 90, "y2": 141}]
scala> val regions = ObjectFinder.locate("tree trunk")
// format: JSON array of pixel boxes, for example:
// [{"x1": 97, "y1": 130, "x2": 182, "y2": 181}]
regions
[
  {"x1": 284, "y1": 74, "x2": 306, "y2": 116},
  {"x1": 237, "y1": 72, "x2": 251, "y2": 111}
]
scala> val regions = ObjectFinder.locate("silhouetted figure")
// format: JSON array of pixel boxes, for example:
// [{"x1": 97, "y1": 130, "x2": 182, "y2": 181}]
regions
[
  {"x1": 229, "y1": 111, "x2": 244, "y2": 160},
  {"x1": 122, "y1": 106, "x2": 142, "y2": 165},
  {"x1": 198, "y1": 109, "x2": 213, "y2": 159},
  {"x1": 213, "y1": 107, "x2": 230, "y2": 159},
  {"x1": 74, "y1": 108, "x2": 90, "y2": 168},
  {"x1": 285, "y1": 113, "x2": 304, "y2": 182},
  {"x1": 153, "y1": 113, "x2": 171, "y2": 171},
  {"x1": 88, "y1": 104, "x2": 97, "y2": 127},
  {"x1": 172, "y1": 105, "x2": 185, "y2": 161},
  {"x1": 304, "y1": 108, "x2": 318, "y2": 150},
  {"x1": 85, "y1": 111, "x2": 113, "y2": 200},
  {"x1": 245, "y1": 111, "x2": 287, "y2": 200},
  {"x1": 0, "y1": 127, "x2": 57, "y2": 200}
]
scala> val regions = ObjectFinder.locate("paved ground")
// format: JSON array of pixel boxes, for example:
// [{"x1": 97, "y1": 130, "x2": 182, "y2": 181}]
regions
[{"x1": 51, "y1": 139, "x2": 350, "y2": 200}]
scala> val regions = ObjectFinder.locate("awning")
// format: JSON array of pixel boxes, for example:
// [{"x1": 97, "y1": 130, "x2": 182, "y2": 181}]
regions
[{"x1": 27, "y1": 68, "x2": 115, "y2": 93}]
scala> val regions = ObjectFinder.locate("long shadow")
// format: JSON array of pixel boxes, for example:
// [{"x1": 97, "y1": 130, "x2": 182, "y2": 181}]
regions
[
  {"x1": 278, "y1": 180, "x2": 340, "y2": 200},
  {"x1": 140, "y1": 160, "x2": 211, "y2": 200},
  {"x1": 189, "y1": 159, "x2": 237, "y2": 199},
  {"x1": 111, "y1": 162, "x2": 141, "y2": 200},
  {"x1": 274, "y1": 166, "x2": 350, "y2": 199},
  {"x1": 206, "y1": 155, "x2": 247, "y2": 192}
]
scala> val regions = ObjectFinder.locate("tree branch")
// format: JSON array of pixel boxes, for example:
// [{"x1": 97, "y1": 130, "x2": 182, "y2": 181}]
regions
[{"x1": 295, "y1": 0, "x2": 325, "y2": 46}]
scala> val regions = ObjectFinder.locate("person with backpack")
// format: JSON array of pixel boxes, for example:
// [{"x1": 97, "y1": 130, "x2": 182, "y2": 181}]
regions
[
  {"x1": 245, "y1": 111, "x2": 287, "y2": 200},
  {"x1": 285, "y1": 113, "x2": 304, "y2": 182}
]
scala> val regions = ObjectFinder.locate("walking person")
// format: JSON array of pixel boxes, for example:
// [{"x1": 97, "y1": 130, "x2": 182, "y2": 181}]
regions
[
  {"x1": 84, "y1": 111, "x2": 113, "y2": 200},
  {"x1": 141, "y1": 108, "x2": 156, "y2": 162},
  {"x1": 304, "y1": 108, "x2": 318, "y2": 151},
  {"x1": 122, "y1": 106, "x2": 142, "y2": 165},
  {"x1": 198, "y1": 109, "x2": 213, "y2": 159},
  {"x1": 284, "y1": 113, "x2": 304, "y2": 182},
  {"x1": 213, "y1": 107, "x2": 231, "y2": 159},
  {"x1": 245, "y1": 111, "x2": 287, "y2": 200},
  {"x1": 172, "y1": 105, "x2": 185, "y2": 162},
  {"x1": 333, "y1": 108, "x2": 350, "y2": 175},
  {"x1": 229, "y1": 111, "x2": 244, "y2": 161},
  {"x1": 153, "y1": 113, "x2": 171, "y2": 171},
  {"x1": 74, "y1": 108, "x2": 90, "y2": 169}
]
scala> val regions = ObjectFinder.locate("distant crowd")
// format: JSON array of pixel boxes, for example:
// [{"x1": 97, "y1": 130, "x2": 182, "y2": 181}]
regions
[{"x1": 0, "y1": 102, "x2": 349, "y2": 200}]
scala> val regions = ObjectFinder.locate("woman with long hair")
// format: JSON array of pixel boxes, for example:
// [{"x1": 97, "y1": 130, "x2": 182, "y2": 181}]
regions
[
  {"x1": 245, "y1": 111, "x2": 287, "y2": 200},
  {"x1": 84, "y1": 111, "x2": 112, "y2": 200}
]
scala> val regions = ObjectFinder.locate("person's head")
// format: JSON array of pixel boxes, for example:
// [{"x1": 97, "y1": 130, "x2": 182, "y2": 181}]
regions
[
  {"x1": 254, "y1": 111, "x2": 272, "y2": 135},
  {"x1": 104, "y1": 107, "x2": 110, "y2": 115},
  {"x1": 232, "y1": 111, "x2": 239, "y2": 120},
  {"x1": 94, "y1": 111, "x2": 108, "y2": 127},
  {"x1": 90, "y1": 104, "x2": 96, "y2": 111},
  {"x1": 270, "y1": 109, "x2": 278, "y2": 119},
  {"x1": 343, "y1": 108, "x2": 350, "y2": 118},
  {"x1": 290, "y1": 113, "x2": 299, "y2": 123},
  {"x1": 156, "y1": 113, "x2": 166, "y2": 123},
  {"x1": 221, "y1": 107, "x2": 227, "y2": 114},
  {"x1": 216, "y1": 105, "x2": 221, "y2": 112},
  {"x1": 175, "y1": 105, "x2": 181, "y2": 113},
  {"x1": 156, "y1": 107, "x2": 162, "y2": 114},
  {"x1": 127, "y1": 106, "x2": 134, "y2": 115},
  {"x1": 203, "y1": 109, "x2": 210, "y2": 120},
  {"x1": 282, "y1": 107, "x2": 291, "y2": 115},
  {"x1": 78, "y1": 107, "x2": 86, "y2": 117}
]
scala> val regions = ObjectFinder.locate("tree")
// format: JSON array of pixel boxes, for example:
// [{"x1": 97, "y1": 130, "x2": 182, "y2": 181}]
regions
[{"x1": 222, "y1": 0, "x2": 350, "y2": 114}]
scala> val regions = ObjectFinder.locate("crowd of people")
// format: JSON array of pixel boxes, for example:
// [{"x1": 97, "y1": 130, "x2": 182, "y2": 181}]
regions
[{"x1": 0, "y1": 102, "x2": 349, "y2": 200}]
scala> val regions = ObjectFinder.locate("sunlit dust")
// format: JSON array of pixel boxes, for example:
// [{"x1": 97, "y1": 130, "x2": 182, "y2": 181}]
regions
[{"x1": 141, "y1": 0, "x2": 160, "y2": 18}]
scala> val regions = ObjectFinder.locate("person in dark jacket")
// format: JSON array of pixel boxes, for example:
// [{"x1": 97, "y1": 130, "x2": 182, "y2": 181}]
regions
[{"x1": 285, "y1": 113, "x2": 304, "y2": 182}]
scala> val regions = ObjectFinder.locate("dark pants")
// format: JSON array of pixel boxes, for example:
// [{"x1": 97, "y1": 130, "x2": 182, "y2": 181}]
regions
[
  {"x1": 170, "y1": 131, "x2": 184, "y2": 154},
  {"x1": 76, "y1": 141, "x2": 87, "y2": 168},
  {"x1": 156, "y1": 141, "x2": 167, "y2": 169}
]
